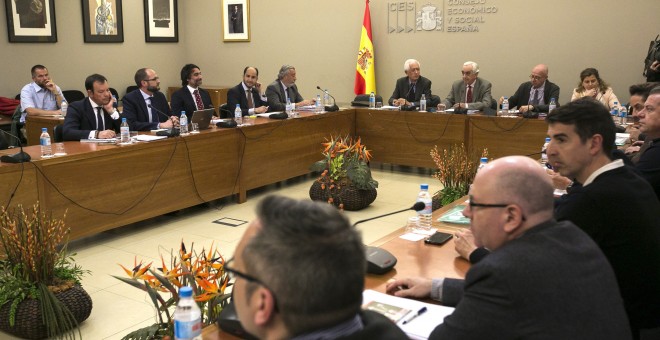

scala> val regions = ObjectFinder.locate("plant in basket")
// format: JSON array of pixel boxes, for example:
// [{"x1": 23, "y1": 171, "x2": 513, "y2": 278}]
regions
[
  {"x1": 113, "y1": 241, "x2": 231, "y2": 340},
  {"x1": 430, "y1": 144, "x2": 488, "y2": 209},
  {"x1": 309, "y1": 135, "x2": 378, "y2": 210},
  {"x1": 0, "y1": 203, "x2": 91, "y2": 340}
]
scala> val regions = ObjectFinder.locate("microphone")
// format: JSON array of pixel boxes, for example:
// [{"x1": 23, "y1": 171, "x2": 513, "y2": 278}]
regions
[
  {"x1": 316, "y1": 86, "x2": 339, "y2": 112},
  {"x1": 268, "y1": 112, "x2": 288, "y2": 120},
  {"x1": 0, "y1": 130, "x2": 31, "y2": 163},
  {"x1": 399, "y1": 86, "x2": 417, "y2": 111},
  {"x1": 215, "y1": 106, "x2": 238, "y2": 128},
  {"x1": 148, "y1": 104, "x2": 179, "y2": 137},
  {"x1": 353, "y1": 202, "x2": 426, "y2": 275}
]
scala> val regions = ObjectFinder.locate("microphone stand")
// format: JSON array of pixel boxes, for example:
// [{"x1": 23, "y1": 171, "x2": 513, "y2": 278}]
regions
[
  {"x1": 0, "y1": 130, "x2": 31, "y2": 163},
  {"x1": 316, "y1": 86, "x2": 339, "y2": 112},
  {"x1": 148, "y1": 104, "x2": 180, "y2": 137}
]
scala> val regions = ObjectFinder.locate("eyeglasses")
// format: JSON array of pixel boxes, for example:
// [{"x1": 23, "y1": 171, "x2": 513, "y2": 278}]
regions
[
  {"x1": 529, "y1": 74, "x2": 545, "y2": 80},
  {"x1": 144, "y1": 77, "x2": 159, "y2": 82},
  {"x1": 461, "y1": 71, "x2": 474, "y2": 76},
  {"x1": 224, "y1": 258, "x2": 279, "y2": 311},
  {"x1": 468, "y1": 195, "x2": 527, "y2": 221}
]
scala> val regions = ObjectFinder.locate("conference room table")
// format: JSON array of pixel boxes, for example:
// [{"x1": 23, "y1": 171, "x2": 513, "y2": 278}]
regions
[
  {"x1": 7, "y1": 108, "x2": 547, "y2": 240},
  {"x1": 201, "y1": 196, "x2": 471, "y2": 339}
]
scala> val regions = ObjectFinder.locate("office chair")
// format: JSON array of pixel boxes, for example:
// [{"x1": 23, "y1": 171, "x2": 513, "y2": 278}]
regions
[
  {"x1": 62, "y1": 90, "x2": 85, "y2": 103},
  {"x1": 53, "y1": 124, "x2": 64, "y2": 143}
]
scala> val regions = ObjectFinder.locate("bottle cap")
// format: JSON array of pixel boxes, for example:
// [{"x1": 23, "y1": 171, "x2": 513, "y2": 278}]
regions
[
  {"x1": 545, "y1": 137, "x2": 551, "y2": 142},
  {"x1": 480, "y1": 157, "x2": 488, "y2": 163},
  {"x1": 179, "y1": 286, "x2": 193, "y2": 298},
  {"x1": 42, "y1": 128, "x2": 47, "y2": 132},
  {"x1": 420, "y1": 183, "x2": 429, "y2": 190}
]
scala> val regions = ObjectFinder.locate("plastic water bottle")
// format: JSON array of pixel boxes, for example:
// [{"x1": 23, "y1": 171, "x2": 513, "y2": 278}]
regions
[
  {"x1": 285, "y1": 97, "x2": 292, "y2": 116},
  {"x1": 316, "y1": 94, "x2": 322, "y2": 113},
  {"x1": 611, "y1": 102, "x2": 619, "y2": 119},
  {"x1": 619, "y1": 105, "x2": 628, "y2": 125},
  {"x1": 234, "y1": 104, "x2": 243, "y2": 125},
  {"x1": 541, "y1": 137, "x2": 551, "y2": 165},
  {"x1": 420, "y1": 94, "x2": 427, "y2": 112},
  {"x1": 173, "y1": 286, "x2": 202, "y2": 340},
  {"x1": 180, "y1": 111, "x2": 189, "y2": 135},
  {"x1": 416, "y1": 184, "x2": 433, "y2": 231},
  {"x1": 40, "y1": 128, "x2": 52, "y2": 158},
  {"x1": 369, "y1": 91, "x2": 376, "y2": 108},
  {"x1": 324, "y1": 90, "x2": 330, "y2": 107},
  {"x1": 60, "y1": 100, "x2": 68, "y2": 117},
  {"x1": 120, "y1": 118, "x2": 130, "y2": 144},
  {"x1": 477, "y1": 157, "x2": 488, "y2": 172},
  {"x1": 501, "y1": 97, "x2": 509, "y2": 116},
  {"x1": 548, "y1": 98, "x2": 557, "y2": 112}
]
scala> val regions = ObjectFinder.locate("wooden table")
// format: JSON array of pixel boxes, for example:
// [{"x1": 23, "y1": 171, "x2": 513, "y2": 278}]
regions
[{"x1": 202, "y1": 197, "x2": 471, "y2": 339}]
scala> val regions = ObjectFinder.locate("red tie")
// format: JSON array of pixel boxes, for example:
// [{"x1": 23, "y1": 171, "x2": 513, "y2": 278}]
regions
[
  {"x1": 466, "y1": 85, "x2": 473, "y2": 103},
  {"x1": 193, "y1": 89, "x2": 204, "y2": 110},
  {"x1": 247, "y1": 89, "x2": 254, "y2": 109}
]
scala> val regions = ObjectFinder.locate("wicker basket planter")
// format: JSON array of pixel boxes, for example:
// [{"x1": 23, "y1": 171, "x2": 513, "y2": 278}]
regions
[
  {"x1": 0, "y1": 285, "x2": 93, "y2": 340},
  {"x1": 309, "y1": 181, "x2": 377, "y2": 211}
]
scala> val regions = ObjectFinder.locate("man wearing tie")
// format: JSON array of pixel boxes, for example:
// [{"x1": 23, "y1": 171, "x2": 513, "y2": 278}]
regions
[
  {"x1": 122, "y1": 68, "x2": 177, "y2": 131},
  {"x1": 388, "y1": 59, "x2": 435, "y2": 108},
  {"x1": 501, "y1": 64, "x2": 561, "y2": 115},
  {"x1": 440, "y1": 61, "x2": 493, "y2": 111},
  {"x1": 227, "y1": 66, "x2": 269, "y2": 117},
  {"x1": 170, "y1": 64, "x2": 213, "y2": 117},
  {"x1": 63, "y1": 74, "x2": 121, "y2": 141},
  {"x1": 265, "y1": 65, "x2": 314, "y2": 112}
]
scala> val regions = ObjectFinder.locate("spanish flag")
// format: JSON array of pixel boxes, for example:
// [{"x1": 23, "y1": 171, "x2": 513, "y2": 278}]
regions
[{"x1": 354, "y1": 0, "x2": 376, "y2": 95}]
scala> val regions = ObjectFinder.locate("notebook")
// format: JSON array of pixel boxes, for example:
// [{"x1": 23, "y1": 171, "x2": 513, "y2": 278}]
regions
[{"x1": 191, "y1": 108, "x2": 215, "y2": 130}]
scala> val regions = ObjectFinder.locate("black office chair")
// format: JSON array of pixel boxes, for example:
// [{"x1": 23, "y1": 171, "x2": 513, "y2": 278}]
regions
[
  {"x1": 219, "y1": 103, "x2": 229, "y2": 118},
  {"x1": 62, "y1": 90, "x2": 85, "y2": 103},
  {"x1": 10, "y1": 105, "x2": 26, "y2": 147},
  {"x1": 351, "y1": 94, "x2": 383, "y2": 107},
  {"x1": 53, "y1": 124, "x2": 64, "y2": 143},
  {"x1": 123, "y1": 86, "x2": 138, "y2": 104},
  {"x1": 109, "y1": 87, "x2": 119, "y2": 100}
]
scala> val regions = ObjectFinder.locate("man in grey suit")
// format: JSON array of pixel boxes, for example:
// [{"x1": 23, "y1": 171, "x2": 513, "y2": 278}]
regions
[
  {"x1": 388, "y1": 59, "x2": 436, "y2": 108},
  {"x1": 265, "y1": 65, "x2": 314, "y2": 112},
  {"x1": 439, "y1": 61, "x2": 493, "y2": 111},
  {"x1": 387, "y1": 155, "x2": 631, "y2": 339}
]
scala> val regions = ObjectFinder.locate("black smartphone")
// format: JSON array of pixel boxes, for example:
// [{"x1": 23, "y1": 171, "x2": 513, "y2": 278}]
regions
[{"x1": 424, "y1": 231, "x2": 453, "y2": 246}]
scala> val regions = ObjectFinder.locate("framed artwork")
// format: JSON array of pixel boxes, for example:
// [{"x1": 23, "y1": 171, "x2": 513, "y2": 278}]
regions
[
  {"x1": 221, "y1": 0, "x2": 249, "y2": 42},
  {"x1": 81, "y1": 0, "x2": 124, "y2": 43},
  {"x1": 5, "y1": 0, "x2": 57, "y2": 43},
  {"x1": 143, "y1": 0, "x2": 178, "y2": 42}
]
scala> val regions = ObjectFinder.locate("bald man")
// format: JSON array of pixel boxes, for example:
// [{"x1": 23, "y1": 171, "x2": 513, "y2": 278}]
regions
[
  {"x1": 502, "y1": 64, "x2": 561, "y2": 115},
  {"x1": 386, "y1": 156, "x2": 631, "y2": 339}
]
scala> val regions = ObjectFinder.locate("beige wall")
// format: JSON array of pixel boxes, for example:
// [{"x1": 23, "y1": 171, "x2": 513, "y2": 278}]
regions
[{"x1": 1, "y1": 0, "x2": 658, "y2": 106}]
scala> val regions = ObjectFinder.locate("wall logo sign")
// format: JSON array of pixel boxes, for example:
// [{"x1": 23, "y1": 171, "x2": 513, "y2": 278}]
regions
[{"x1": 388, "y1": 1, "x2": 499, "y2": 34}]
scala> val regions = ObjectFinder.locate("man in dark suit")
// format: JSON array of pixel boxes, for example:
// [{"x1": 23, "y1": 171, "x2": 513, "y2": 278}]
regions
[
  {"x1": 440, "y1": 61, "x2": 493, "y2": 111},
  {"x1": 122, "y1": 68, "x2": 177, "y2": 131},
  {"x1": 265, "y1": 65, "x2": 314, "y2": 112},
  {"x1": 388, "y1": 59, "x2": 436, "y2": 108},
  {"x1": 548, "y1": 98, "x2": 660, "y2": 339},
  {"x1": 227, "y1": 66, "x2": 269, "y2": 116},
  {"x1": 387, "y1": 155, "x2": 631, "y2": 339},
  {"x1": 170, "y1": 64, "x2": 213, "y2": 117},
  {"x1": 502, "y1": 64, "x2": 560, "y2": 114},
  {"x1": 63, "y1": 74, "x2": 121, "y2": 141}
]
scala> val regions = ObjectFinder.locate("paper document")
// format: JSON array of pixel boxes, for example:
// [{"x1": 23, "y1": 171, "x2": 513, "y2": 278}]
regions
[
  {"x1": 362, "y1": 290, "x2": 454, "y2": 339},
  {"x1": 80, "y1": 138, "x2": 117, "y2": 144},
  {"x1": 444, "y1": 108, "x2": 478, "y2": 114},
  {"x1": 615, "y1": 133, "x2": 630, "y2": 146},
  {"x1": 255, "y1": 112, "x2": 282, "y2": 118},
  {"x1": 136, "y1": 135, "x2": 167, "y2": 142},
  {"x1": 437, "y1": 205, "x2": 470, "y2": 225}
]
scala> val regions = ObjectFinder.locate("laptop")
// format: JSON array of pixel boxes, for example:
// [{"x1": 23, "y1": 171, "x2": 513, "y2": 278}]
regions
[{"x1": 190, "y1": 108, "x2": 215, "y2": 130}]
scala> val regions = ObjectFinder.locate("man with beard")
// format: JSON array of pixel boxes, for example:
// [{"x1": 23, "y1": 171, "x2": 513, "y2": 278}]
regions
[
  {"x1": 170, "y1": 64, "x2": 213, "y2": 117},
  {"x1": 265, "y1": 65, "x2": 314, "y2": 112},
  {"x1": 20, "y1": 64, "x2": 65, "y2": 123},
  {"x1": 62, "y1": 73, "x2": 121, "y2": 141},
  {"x1": 122, "y1": 68, "x2": 177, "y2": 131},
  {"x1": 227, "y1": 66, "x2": 269, "y2": 117}
]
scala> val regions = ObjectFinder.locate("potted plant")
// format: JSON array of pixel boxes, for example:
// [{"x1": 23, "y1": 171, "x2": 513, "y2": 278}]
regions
[
  {"x1": 113, "y1": 241, "x2": 231, "y2": 340},
  {"x1": 0, "y1": 203, "x2": 91, "y2": 340},
  {"x1": 430, "y1": 144, "x2": 488, "y2": 210},
  {"x1": 309, "y1": 135, "x2": 379, "y2": 211}
]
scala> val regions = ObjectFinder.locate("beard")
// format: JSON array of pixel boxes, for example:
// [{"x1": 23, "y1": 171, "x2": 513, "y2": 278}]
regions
[{"x1": 147, "y1": 84, "x2": 160, "y2": 93}]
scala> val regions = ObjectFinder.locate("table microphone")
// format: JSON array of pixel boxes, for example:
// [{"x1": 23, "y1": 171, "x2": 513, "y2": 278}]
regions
[
  {"x1": 0, "y1": 130, "x2": 31, "y2": 163},
  {"x1": 215, "y1": 106, "x2": 238, "y2": 128},
  {"x1": 316, "y1": 86, "x2": 339, "y2": 112},
  {"x1": 148, "y1": 104, "x2": 180, "y2": 136},
  {"x1": 353, "y1": 202, "x2": 426, "y2": 274}
]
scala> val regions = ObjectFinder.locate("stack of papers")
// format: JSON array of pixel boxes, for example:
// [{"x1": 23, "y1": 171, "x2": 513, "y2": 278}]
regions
[
  {"x1": 615, "y1": 133, "x2": 630, "y2": 146},
  {"x1": 437, "y1": 205, "x2": 470, "y2": 225}
]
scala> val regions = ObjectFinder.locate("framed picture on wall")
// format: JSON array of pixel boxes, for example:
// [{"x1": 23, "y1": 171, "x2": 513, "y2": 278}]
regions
[
  {"x1": 81, "y1": 0, "x2": 124, "y2": 43},
  {"x1": 222, "y1": 0, "x2": 250, "y2": 42},
  {"x1": 5, "y1": 0, "x2": 57, "y2": 43},
  {"x1": 143, "y1": 0, "x2": 178, "y2": 42}
]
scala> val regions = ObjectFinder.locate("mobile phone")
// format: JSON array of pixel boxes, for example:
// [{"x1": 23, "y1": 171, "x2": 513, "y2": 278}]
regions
[{"x1": 424, "y1": 232, "x2": 453, "y2": 246}]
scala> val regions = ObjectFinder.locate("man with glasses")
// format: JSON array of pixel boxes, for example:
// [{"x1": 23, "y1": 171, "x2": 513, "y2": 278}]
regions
[
  {"x1": 388, "y1": 59, "x2": 436, "y2": 108},
  {"x1": 500, "y1": 64, "x2": 560, "y2": 115},
  {"x1": 227, "y1": 195, "x2": 408, "y2": 339},
  {"x1": 122, "y1": 68, "x2": 177, "y2": 131},
  {"x1": 386, "y1": 155, "x2": 631, "y2": 339},
  {"x1": 439, "y1": 61, "x2": 493, "y2": 111}
]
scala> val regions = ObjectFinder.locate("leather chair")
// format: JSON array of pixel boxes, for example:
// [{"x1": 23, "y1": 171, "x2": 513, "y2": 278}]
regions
[
  {"x1": 351, "y1": 94, "x2": 383, "y2": 107},
  {"x1": 53, "y1": 124, "x2": 64, "y2": 143},
  {"x1": 62, "y1": 90, "x2": 85, "y2": 103},
  {"x1": 219, "y1": 103, "x2": 229, "y2": 118}
]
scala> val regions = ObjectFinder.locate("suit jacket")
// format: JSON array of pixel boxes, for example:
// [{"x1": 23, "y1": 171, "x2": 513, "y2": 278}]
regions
[
  {"x1": 170, "y1": 86, "x2": 213, "y2": 118},
  {"x1": 443, "y1": 78, "x2": 493, "y2": 111},
  {"x1": 63, "y1": 98, "x2": 121, "y2": 141},
  {"x1": 265, "y1": 80, "x2": 303, "y2": 112},
  {"x1": 432, "y1": 220, "x2": 631, "y2": 340},
  {"x1": 508, "y1": 80, "x2": 560, "y2": 113},
  {"x1": 122, "y1": 89, "x2": 171, "y2": 131},
  {"x1": 227, "y1": 82, "x2": 268, "y2": 116},
  {"x1": 388, "y1": 76, "x2": 434, "y2": 106}
]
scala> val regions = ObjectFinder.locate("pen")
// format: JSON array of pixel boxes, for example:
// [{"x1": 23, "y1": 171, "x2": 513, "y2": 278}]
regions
[{"x1": 402, "y1": 306, "x2": 427, "y2": 324}]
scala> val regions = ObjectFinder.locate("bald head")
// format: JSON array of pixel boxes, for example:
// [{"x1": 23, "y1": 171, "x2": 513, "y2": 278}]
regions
[
  {"x1": 530, "y1": 64, "x2": 548, "y2": 88},
  {"x1": 477, "y1": 156, "x2": 554, "y2": 220}
]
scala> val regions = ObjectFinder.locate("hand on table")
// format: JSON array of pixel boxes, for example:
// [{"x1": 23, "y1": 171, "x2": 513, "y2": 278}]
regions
[
  {"x1": 98, "y1": 130, "x2": 116, "y2": 139},
  {"x1": 385, "y1": 277, "x2": 432, "y2": 298}
]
